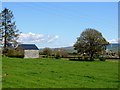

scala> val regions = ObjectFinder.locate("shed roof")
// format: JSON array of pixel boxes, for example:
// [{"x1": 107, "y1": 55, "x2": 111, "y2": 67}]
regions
[{"x1": 19, "y1": 44, "x2": 39, "y2": 50}]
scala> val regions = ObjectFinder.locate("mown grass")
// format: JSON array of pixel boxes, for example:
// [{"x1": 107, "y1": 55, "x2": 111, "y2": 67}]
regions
[{"x1": 2, "y1": 57, "x2": 119, "y2": 88}]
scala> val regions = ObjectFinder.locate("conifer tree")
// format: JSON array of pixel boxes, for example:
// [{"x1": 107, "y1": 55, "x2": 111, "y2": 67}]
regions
[{"x1": 0, "y1": 8, "x2": 20, "y2": 53}]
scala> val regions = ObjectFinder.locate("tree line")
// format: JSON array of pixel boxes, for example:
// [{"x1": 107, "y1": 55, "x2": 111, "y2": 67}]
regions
[{"x1": 1, "y1": 8, "x2": 119, "y2": 60}]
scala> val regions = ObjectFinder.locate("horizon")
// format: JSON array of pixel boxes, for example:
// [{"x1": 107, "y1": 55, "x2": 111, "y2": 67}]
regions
[
  {"x1": 2, "y1": 2, "x2": 118, "y2": 48},
  {"x1": 38, "y1": 43, "x2": 118, "y2": 49}
]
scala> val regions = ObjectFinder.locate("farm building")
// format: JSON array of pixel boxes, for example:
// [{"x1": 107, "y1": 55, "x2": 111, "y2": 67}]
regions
[{"x1": 16, "y1": 44, "x2": 39, "y2": 58}]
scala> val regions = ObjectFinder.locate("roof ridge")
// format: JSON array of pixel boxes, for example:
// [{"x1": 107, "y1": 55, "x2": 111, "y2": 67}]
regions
[{"x1": 18, "y1": 44, "x2": 39, "y2": 50}]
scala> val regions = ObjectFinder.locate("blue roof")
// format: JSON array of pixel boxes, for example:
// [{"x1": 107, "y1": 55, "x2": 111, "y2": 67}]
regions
[{"x1": 19, "y1": 44, "x2": 39, "y2": 50}]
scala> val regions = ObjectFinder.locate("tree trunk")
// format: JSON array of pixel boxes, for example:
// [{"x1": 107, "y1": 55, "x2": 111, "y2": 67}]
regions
[
  {"x1": 3, "y1": 9, "x2": 8, "y2": 54},
  {"x1": 90, "y1": 53, "x2": 94, "y2": 61},
  {"x1": 4, "y1": 10, "x2": 7, "y2": 49}
]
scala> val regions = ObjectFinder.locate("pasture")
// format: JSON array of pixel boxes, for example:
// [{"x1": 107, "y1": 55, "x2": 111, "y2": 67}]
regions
[{"x1": 2, "y1": 57, "x2": 119, "y2": 88}]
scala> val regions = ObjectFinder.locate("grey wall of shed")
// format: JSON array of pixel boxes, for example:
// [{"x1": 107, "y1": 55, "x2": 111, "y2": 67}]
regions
[{"x1": 24, "y1": 50, "x2": 39, "y2": 58}]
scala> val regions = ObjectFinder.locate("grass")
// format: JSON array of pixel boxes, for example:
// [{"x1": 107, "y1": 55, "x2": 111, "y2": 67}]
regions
[{"x1": 2, "y1": 57, "x2": 119, "y2": 88}]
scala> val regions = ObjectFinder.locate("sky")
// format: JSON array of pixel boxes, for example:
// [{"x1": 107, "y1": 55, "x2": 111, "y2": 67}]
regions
[
  {"x1": 2, "y1": 2, "x2": 118, "y2": 48},
  {"x1": 1, "y1": 0, "x2": 119, "y2": 2}
]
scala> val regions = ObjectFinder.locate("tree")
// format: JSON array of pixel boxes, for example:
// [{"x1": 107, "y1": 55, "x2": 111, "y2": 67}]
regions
[
  {"x1": 117, "y1": 51, "x2": 120, "y2": 58},
  {"x1": 74, "y1": 28, "x2": 109, "y2": 60},
  {"x1": 53, "y1": 48, "x2": 68, "y2": 58},
  {"x1": 55, "y1": 52, "x2": 61, "y2": 59},
  {"x1": 59, "y1": 49, "x2": 68, "y2": 58},
  {"x1": 43, "y1": 47, "x2": 52, "y2": 56},
  {"x1": 0, "y1": 8, "x2": 20, "y2": 53},
  {"x1": 53, "y1": 48, "x2": 61, "y2": 58}
]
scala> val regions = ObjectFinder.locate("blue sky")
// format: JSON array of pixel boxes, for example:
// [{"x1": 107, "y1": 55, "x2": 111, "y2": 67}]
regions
[{"x1": 2, "y1": 2, "x2": 118, "y2": 48}]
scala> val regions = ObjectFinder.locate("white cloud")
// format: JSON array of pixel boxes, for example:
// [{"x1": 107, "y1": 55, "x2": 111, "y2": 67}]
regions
[
  {"x1": 17, "y1": 32, "x2": 59, "y2": 44},
  {"x1": 47, "y1": 40, "x2": 53, "y2": 43},
  {"x1": 108, "y1": 38, "x2": 120, "y2": 43},
  {"x1": 47, "y1": 35, "x2": 59, "y2": 43},
  {"x1": 55, "y1": 36, "x2": 59, "y2": 39},
  {"x1": 69, "y1": 43, "x2": 75, "y2": 46}
]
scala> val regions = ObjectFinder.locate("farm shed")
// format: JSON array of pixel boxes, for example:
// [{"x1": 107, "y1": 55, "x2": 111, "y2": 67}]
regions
[{"x1": 16, "y1": 44, "x2": 39, "y2": 58}]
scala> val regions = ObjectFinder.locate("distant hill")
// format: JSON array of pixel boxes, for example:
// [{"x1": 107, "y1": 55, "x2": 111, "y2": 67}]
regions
[
  {"x1": 106, "y1": 43, "x2": 119, "y2": 52},
  {"x1": 61, "y1": 46, "x2": 76, "y2": 53},
  {"x1": 39, "y1": 43, "x2": 119, "y2": 53},
  {"x1": 107, "y1": 43, "x2": 119, "y2": 48},
  {"x1": 106, "y1": 47, "x2": 118, "y2": 52},
  {"x1": 62, "y1": 43, "x2": 119, "y2": 53}
]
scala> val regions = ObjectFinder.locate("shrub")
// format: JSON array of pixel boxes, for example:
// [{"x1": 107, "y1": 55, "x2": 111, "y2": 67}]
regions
[
  {"x1": 7, "y1": 53, "x2": 24, "y2": 58},
  {"x1": 99, "y1": 57, "x2": 106, "y2": 61},
  {"x1": 84, "y1": 57, "x2": 88, "y2": 61},
  {"x1": 69, "y1": 59, "x2": 80, "y2": 61},
  {"x1": 40, "y1": 55, "x2": 48, "y2": 58},
  {"x1": 55, "y1": 52, "x2": 61, "y2": 59},
  {"x1": 78, "y1": 57, "x2": 82, "y2": 60},
  {"x1": 43, "y1": 48, "x2": 52, "y2": 56}
]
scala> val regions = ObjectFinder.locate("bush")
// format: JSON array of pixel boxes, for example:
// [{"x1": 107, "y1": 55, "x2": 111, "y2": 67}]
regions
[
  {"x1": 7, "y1": 54, "x2": 24, "y2": 58},
  {"x1": 69, "y1": 59, "x2": 80, "y2": 61},
  {"x1": 55, "y1": 52, "x2": 61, "y2": 59},
  {"x1": 99, "y1": 57, "x2": 106, "y2": 61},
  {"x1": 84, "y1": 57, "x2": 89, "y2": 61}
]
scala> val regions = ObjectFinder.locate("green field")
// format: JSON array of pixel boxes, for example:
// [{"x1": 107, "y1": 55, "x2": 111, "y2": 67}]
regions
[{"x1": 2, "y1": 57, "x2": 119, "y2": 88}]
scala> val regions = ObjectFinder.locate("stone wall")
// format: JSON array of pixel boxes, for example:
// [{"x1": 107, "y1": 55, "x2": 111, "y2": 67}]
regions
[{"x1": 24, "y1": 50, "x2": 39, "y2": 58}]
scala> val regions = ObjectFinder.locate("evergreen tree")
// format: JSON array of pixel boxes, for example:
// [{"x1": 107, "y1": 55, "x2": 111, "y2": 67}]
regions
[{"x1": 0, "y1": 8, "x2": 20, "y2": 53}]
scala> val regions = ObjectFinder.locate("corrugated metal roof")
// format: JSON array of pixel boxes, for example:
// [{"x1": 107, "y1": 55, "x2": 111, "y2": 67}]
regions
[{"x1": 19, "y1": 44, "x2": 39, "y2": 50}]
